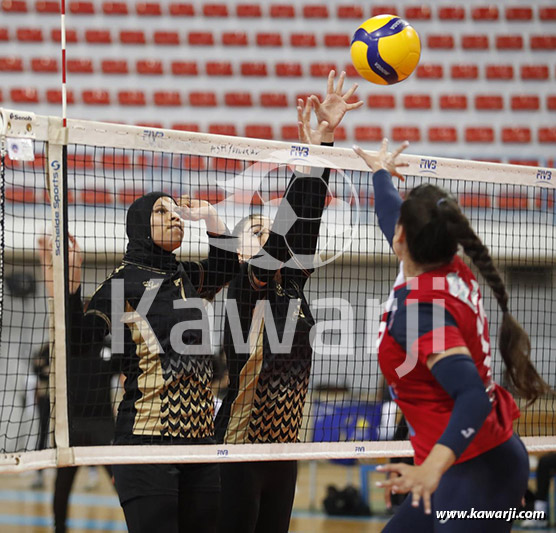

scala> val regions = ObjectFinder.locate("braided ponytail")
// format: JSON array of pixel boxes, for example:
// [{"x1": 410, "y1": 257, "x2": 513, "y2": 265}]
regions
[{"x1": 401, "y1": 184, "x2": 551, "y2": 405}]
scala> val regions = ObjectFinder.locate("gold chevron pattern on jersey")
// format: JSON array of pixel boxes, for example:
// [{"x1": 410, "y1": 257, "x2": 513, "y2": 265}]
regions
[{"x1": 247, "y1": 359, "x2": 311, "y2": 443}]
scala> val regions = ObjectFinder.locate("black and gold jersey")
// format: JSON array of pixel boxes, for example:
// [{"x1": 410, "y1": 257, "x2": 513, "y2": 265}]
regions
[{"x1": 69, "y1": 234, "x2": 238, "y2": 443}]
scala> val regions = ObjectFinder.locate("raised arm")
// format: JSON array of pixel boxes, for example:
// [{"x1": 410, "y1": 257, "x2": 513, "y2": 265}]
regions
[
  {"x1": 353, "y1": 139, "x2": 409, "y2": 248},
  {"x1": 176, "y1": 196, "x2": 239, "y2": 298}
]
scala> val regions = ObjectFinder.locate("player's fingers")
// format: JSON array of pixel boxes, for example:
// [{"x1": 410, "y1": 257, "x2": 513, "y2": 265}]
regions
[
  {"x1": 343, "y1": 82, "x2": 359, "y2": 100},
  {"x1": 380, "y1": 137, "x2": 389, "y2": 156},
  {"x1": 346, "y1": 100, "x2": 364, "y2": 110},
  {"x1": 336, "y1": 70, "x2": 346, "y2": 94},
  {"x1": 297, "y1": 121, "x2": 306, "y2": 143},
  {"x1": 376, "y1": 463, "x2": 405, "y2": 475},
  {"x1": 423, "y1": 491, "x2": 432, "y2": 515},
  {"x1": 297, "y1": 104, "x2": 303, "y2": 124},
  {"x1": 327, "y1": 69, "x2": 336, "y2": 94},
  {"x1": 384, "y1": 487, "x2": 392, "y2": 509},
  {"x1": 352, "y1": 145, "x2": 374, "y2": 168},
  {"x1": 411, "y1": 489, "x2": 421, "y2": 508},
  {"x1": 392, "y1": 140, "x2": 410, "y2": 158},
  {"x1": 309, "y1": 94, "x2": 321, "y2": 110},
  {"x1": 302, "y1": 98, "x2": 312, "y2": 123}
]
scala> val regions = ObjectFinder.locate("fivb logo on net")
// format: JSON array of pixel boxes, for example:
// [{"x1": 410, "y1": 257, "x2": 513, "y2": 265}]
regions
[{"x1": 186, "y1": 148, "x2": 361, "y2": 271}]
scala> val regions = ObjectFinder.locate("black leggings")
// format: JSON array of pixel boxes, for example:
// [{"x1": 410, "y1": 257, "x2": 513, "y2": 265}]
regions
[
  {"x1": 382, "y1": 434, "x2": 529, "y2": 532},
  {"x1": 535, "y1": 452, "x2": 556, "y2": 501},
  {"x1": 217, "y1": 461, "x2": 297, "y2": 533}
]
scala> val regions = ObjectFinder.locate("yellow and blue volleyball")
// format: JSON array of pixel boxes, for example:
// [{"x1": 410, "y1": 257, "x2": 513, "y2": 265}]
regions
[{"x1": 350, "y1": 14, "x2": 421, "y2": 85}]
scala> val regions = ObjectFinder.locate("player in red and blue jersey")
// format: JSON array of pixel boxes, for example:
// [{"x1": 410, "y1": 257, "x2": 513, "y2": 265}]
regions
[{"x1": 354, "y1": 140, "x2": 550, "y2": 532}]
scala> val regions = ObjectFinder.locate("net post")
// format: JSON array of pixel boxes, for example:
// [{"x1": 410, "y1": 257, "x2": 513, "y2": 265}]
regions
[{"x1": 47, "y1": 117, "x2": 70, "y2": 453}]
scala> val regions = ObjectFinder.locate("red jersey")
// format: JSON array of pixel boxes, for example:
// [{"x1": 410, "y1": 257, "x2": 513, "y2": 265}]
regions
[{"x1": 378, "y1": 256, "x2": 520, "y2": 465}]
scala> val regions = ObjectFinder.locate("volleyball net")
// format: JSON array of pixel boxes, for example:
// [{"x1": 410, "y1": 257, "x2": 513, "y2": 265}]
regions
[{"x1": 1, "y1": 107, "x2": 555, "y2": 472}]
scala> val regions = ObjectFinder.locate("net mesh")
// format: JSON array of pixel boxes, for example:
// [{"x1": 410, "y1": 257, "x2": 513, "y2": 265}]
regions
[{"x1": 0, "y1": 110, "x2": 555, "y2": 470}]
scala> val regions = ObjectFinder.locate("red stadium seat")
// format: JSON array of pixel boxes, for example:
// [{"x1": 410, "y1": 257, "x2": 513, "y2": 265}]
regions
[
  {"x1": 171, "y1": 61, "x2": 198, "y2": 76},
  {"x1": 188, "y1": 32, "x2": 214, "y2": 45},
  {"x1": 51, "y1": 28, "x2": 78, "y2": 42},
  {"x1": 495, "y1": 35, "x2": 523, "y2": 50},
  {"x1": 343, "y1": 64, "x2": 358, "y2": 77},
  {"x1": 354, "y1": 126, "x2": 384, "y2": 142},
  {"x1": 67, "y1": 58, "x2": 93, "y2": 73},
  {"x1": 281, "y1": 125, "x2": 298, "y2": 140},
  {"x1": 203, "y1": 3, "x2": 228, "y2": 17},
  {"x1": 521, "y1": 65, "x2": 549, "y2": 80},
  {"x1": 368, "y1": 94, "x2": 396, "y2": 109},
  {"x1": 154, "y1": 91, "x2": 182, "y2": 106},
  {"x1": 136, "y1": 2, "x2": 162, "y2": 16},
  {"x1": 291, "y1": 33, "x2": 316, "y2": 47},
  {"x1": 333, "y1": 126, "x2": 347, "y2": 141},
  {"x1": 256, "y1": 33, "x2": 282, "y2": 46},
  {"x1": 465, "y1": 126, "x2": 494, "y2": 143},
  {"x1": 137, "y1": 122, "x2": 164, "y2": 129},
  {"x1": 270, "y1": 4, "x2": 295, "y2": 18},
  {"x1": 459, "y1": 193, "x2": 491, "y2": 208},
  {"x1": 539, "y1": 128, "x2": 556, "y2": 143},
  {"x1": 46, "y1": 88, "x2": 75, "y2": 104},
  {"x1": 0, "y1": 28, "x2": 8, "y2": 41},
  {"x1": 172, "y1": 123, "x2": 200, "y2": 133},
  {"x1": 530, "y1": 36, "x2": 556, "y2": 50},
  {"x1": 451, "y1": 64, "x2": 479, "y2": 79},
  {"x1": 121, "y1": 30, "x2": 146, "y2": 44},
  {"x1": 0, "y1": 56, "x2": 23, "y2": 71},
  {"x1": 428, "y1": 127, "x2": 457, "y2": 143},
  {"x1": 371, "y1": 5, "x2": 398, "y2": 17},
  {"x1": 69, "y1": 1, "x2": 95, "y2": 14},
  {"x1": 31, "y1": 57, "x2": 57, "y2": 73},
  {"x1": 82, "y1": 89, "x2": 110, "y2": 105},
  {"x1": 118, "y1": 188, "x2": 145, "y2": 204},
  {"x1": 36, "y1": 1, "x2": 59, "y2": 13},
  {"x1": 193, "y1": 187, "x2": 226, "y2": 204},
  {"x1": 461, "y1": 35, "x2": 489, "y2": 49},
  {"x1": 260, "y1": 93, "x2": 288, "y2": 107},
  {"x1": 2, "y1": 0, "x2": 27, "y2": 12},
  {"x1": 222, "y1": 32, "x2": 248, "y2": 46},
  {"x1": 497, "y1": 194, "x2": 528, "y2": 210},
  {"x1": 547, "y1": 95, "x2": 556, "y2": 111},
  {"x1": 16, "y1": 27, "x2": 42, "y2": 42},
  {"x1": 539, "y1": 7, "x2": 556, "y2": 21},
  {"x1": 236, "y1": 4, "x2": 261, "y2": 17},
  {"x1": 206, "y1": 61, "x2": 233, "y2": 76},
  {"x1": 337, "y1": 5, "x2": 363, "y2": 19},
  {"x1": 212, "y1": 158, "x2": 244, "y2": 172},
  {"x1": 303, "y1": 5, "x2": 328, "y2": 18},
  {"x1": 505, "y1": 6, "x2": 532, "y2": 20},
  {"x1": 501, "y1": 127, "x2": 531, "y2": 143},
  {"x1": 169, "y1": 3, "x2": 194, "y2": 16},
  {"x1": 245, "y1": 124, "x2": 273, "y2": 139},
  {"x1": 137, "y1": 59, "x2": 163, "y2": 75},
  {"x1": 511, "y1": 95, "x2": 540, "y2": 111},
  {"x1": 11, "y1": 87, "x2": 38, "y2": 103},
  {"x1": 225, "y1": 92, "x2": 252, "y2": 107},
  {"x1": 101, "y1": 59, "x2": 128, "y2": 74},
  {"x1": 405, "y1": 5, "x2": 431, "y2": 20},
  {"x1": 508, "y1": 159, "x2": 539, "y2": 167},
  {"x1": 310, "y1": 62, "x2": 336, "y2": 77},
  {"x1": 189, "y1": 92, "x2": 217, "y2": 106},
  {"x1": 403, "y1": 94, "x2": 431, "y2": 110},
  {"x1": 103, "y1": 154, "x2": 132, "y2": 169},
  {"x1": 102, "y1": 2, "x2": 128, "y2": 15},
  {"x1": 5, "y1": 187, "x2": 36, "y2": 204},
  {"x1": 485, "y1": 65, "x2": 514, "y2": 80},
  {"x1": 118, "y1": 90, "x2": 146, "y2": 106},
  {"x1": 80, "y1": 189, "x2": 113, "y2": 205},
  {"x1": 241, "y1": 62, "x2": 267, "y2": 76},
  {"x1": 85, "y1": 29, "x2": 111, "y2": 44},
  {"x1": 427, "y1": 35, "x2": 454, "y2": 49},
  {"x1": 416, "y1": 64, "x2": 444, "y2": 79},
  {"x1": 67, "y1": 154, "x2": 94, "y2": 170},
  {"x1": 154, "y1": 31, "x2": 180, "y2": 45},
  {"x1": 275, "y1": 62, "x2": 302, "y2": 77},
  {"x1": 176, "y1": 155, "x2": 206, "y2": 170},
  {"x1": 471, "y1": 6, "x2": 499, "y2": 20},
  {"x1": 475, "y1": 95, "x2": 504, "y2": 110},
  {"x1": 324, "y1": 33, "x2": 350, "y2": 47},
  {"x1": 438, "y1": 6, "x2": 465, "y2": 20},
  {"x1": 536, "y1": 192, "x2": 555, "y2": 210},
  {"x1": 439, "y1": 94, "x2": 468, "y2": 110},
  {"x1": 392, "y1": 126, "x2": 420, "y2": 142}
]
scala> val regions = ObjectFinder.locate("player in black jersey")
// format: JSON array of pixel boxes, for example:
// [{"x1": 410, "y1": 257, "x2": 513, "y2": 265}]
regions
[
  {"x1": 42, "y1": 194, "x2": 239, "y2": 533},
  {"x1": 215, "y1": 70, "x2": 363, "y2": 533}
]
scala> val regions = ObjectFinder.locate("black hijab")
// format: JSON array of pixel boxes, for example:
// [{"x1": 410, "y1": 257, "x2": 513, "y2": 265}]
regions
[{"x1": 123, "y1": 191, "x2": 179, "y2": 271}]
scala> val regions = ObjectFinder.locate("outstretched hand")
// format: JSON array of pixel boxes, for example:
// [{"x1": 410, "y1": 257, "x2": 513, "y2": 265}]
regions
[
  {"x1": 297, "y1": 98, "x2": 330, "y2": 146},
  {"x1": 310, "y1": 70, "x2": 364, "y2": 140},
  {"x1": 353, "y1": 138, "x2": 409, "y2": 181}
]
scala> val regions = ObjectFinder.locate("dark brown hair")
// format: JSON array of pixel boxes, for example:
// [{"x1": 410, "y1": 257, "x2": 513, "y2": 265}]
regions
[{"x1": 399, "y1": 184, "x2": 550, "y2": 404}]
